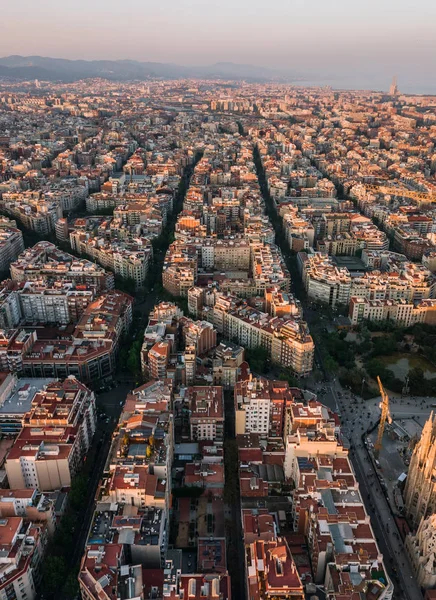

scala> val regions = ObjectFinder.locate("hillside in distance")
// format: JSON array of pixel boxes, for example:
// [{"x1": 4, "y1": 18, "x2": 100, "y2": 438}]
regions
[{"x1": 0, "y1": 55, "x2": 294, "y2": 82}]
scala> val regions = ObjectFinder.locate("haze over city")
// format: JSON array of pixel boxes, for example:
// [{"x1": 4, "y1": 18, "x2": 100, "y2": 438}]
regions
[
  {"x1": 2, "y1": 2, "x2": 436, "y2": 600},
  {"x1": 2, "y1": 0, "x2": 436, "y2": 92}
]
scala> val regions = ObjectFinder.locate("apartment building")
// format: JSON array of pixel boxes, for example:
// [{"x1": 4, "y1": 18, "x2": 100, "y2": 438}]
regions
[
  {"x1": 0, "y1": 191, "x2": 63, "y2": 235},
  {"x1": 86, "y1": 191, "x2": 120, "y2": 212},
  {"x1": 188, "y1": 386, "x2": 224, "y2": 442},
  {"x1": 235, "y1": 378, "x2": 270, "y2": 437},
  {"x1": 0, "y1": 282, "x2": 22, "y2": 329},
  {"x1": 350, "y1": 267, "x2": 436, "y2": 302},
  {"x1": 166, "y1": 239, "x2": 289, "y2": 298},
  {"x1": 163, "y1": 261, "x2": 197, "y2": 297},
  {"x1": 181, "y1": 318, "x2": 217, "y2": 355},
  {"x1": 272, "y1": 321, "x2": 315, "y2": 376},
  {"x1": 351, "y1": 222, "x2": 389, "y2": 251},
  {"x1": 283, "y1": 213, "x2": 314, "y2": 252},
  {"x1": 184, "y1": 345, "x2": 196, "y2": 385},
  {"x1": 5, "y1": 377, "x2": 96, "y2": 490},
  {"x1": 16, "y1": 289, "x2": 131, "y2": 380},
  {"x1": 212, "y1": 341, "x2": 245, "y2": 390},
  {"x1": 212, "y1": 294, "x2": 314, "y2": 376},
  {"x1": 10, "y1": 242, "x2": 114, "y2": 292},
  {"x1": 0, "y1": 280, "x2": 95, "y2": 328},
  {"x1": 320, "y1": 213, "x2": 352, "y2": 237},
  {"x1": 162, "y1": 243, "x2": 198, "y2": 298},
  {"x1": 70, "y1": 228, "x2": 153, "y2": 288},
  {"x1": 20, "y1": 336, "x2": 117, "y2": 382},
  {"x1": 79, "y1": 543, "x2": 124, "y2": 600},
  {"x1": 0, "y1": 518, "x2": 46, "y2": 600},
  {"x1": 0, "y1": 217, "x2": 24, "y2": 272},
  {"x1": 317, "y1": 233, "x2": 359, "y2": 256},
  {"x1": 6, "y1": 428, "x2": 77, "y2": 491},
  {"x1": 22, "y1": 377, "x2": 96, "y2": 451},
  {"x1": 79, "y1": 389, "x2": 174, "y2": 597},
  {"x1": 19, "y1": 281, "x2": 94, "y2": 325},
  {"x1": 235, "y1": 377, "x2": 295, "y2": 438},
  {"x1": 113, "y1": 247, "x2": 152, "y2": 287},
  {"x1": 349, "y1": 296, "x2": 436, "y2": 326},
  {"x1": 246, "y1": 537, "x2": 304, "y2": 600},
  {"x1": 148, "y1": 341, "x2": 171, "y2": 380},
  {"x1": 187, "y1": 286, "x2": 205, "y2": 318},
  {"x1": 393, "y1": 226, "x2": 434, "y2": 261},
  {"x1": 0, "y1": 489, "x2": 57, "y2": 535},
  {"x1": 201, "y1": 239, "x2": 251, "y2": 271},
  {"x1": 251, "y1": 244, "x2": 290, "y2": 294},
  {"x1": 74, "y1": 290, "x2": 133, "y2": 342},
  {"x1": 0, "y1": 290, "x2": 131, "y2": 381},
  {"x1": 298, "y1": 252, "x2": 351, "y2": 308},
  {"x1": 104, "y1": 400, "x2": 173, "y2": 508},
  {"x1": 265, "y1": 289, "x2": 302, "y2": 319},
  {"x1": 140, "y1": 302, "x2": 183, "y2": 376},
  {"x1": 423, "y1": 251, "x2": 436, "y2": 273},
  {"x1": 170, "y1": 574, "x2": 231, "y2": 600},
  {"x1": 283, "y1": 411, "x2": 393, "y2": 599},
  {"x1": 0, "y1": 329, "x2": 36, "y2": 373},
  {"x1": 106, "y1": 465, "x2": 167, "y2": 510}
]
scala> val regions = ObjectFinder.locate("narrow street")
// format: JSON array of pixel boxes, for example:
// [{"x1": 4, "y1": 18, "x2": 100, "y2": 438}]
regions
[
  {"x1": 223, "y1": 391, "x2": 246, "y2": 600},
  {"x1": 55, "y1": 382, "x2": 132, "y2": 597},
  {"x1": 41, "y1": 151, "x2": 203, "y2": 598},
  {"x1": 254, "y1": 140, "x2": 423, "y2": 600},
  {"x1": 330, "y1": 381, "x2": 424, "y2": 600}
]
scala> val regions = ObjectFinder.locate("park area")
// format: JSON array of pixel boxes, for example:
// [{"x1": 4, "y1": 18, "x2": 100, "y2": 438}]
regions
[
  {"x1": 380, "y1": 353, "x2": 436, "y2": 381},
  {"x1": 317, "y1": 321, "x2": 436, "y2": 397}
]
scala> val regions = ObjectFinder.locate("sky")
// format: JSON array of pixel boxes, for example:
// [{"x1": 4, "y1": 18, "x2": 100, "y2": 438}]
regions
[{"x1": 2, "y1": 0, "x2": 436, "y2": 93}]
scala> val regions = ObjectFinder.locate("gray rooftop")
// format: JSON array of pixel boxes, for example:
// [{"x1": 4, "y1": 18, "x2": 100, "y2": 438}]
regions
[
  {"x1": 0, "y1": 378, "x2": 55, "y2": 416},
  {"x1": 320, "y1": 489, "x2": 338, "y2": 515}
]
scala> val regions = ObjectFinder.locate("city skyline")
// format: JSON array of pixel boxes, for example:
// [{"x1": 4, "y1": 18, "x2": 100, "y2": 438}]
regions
[
  {"x1": 2, "y1": 0, "x2": 436, "y2": 93},
  {"x1": 2, "y1": 64, "x2": 436, "y2": 600}
]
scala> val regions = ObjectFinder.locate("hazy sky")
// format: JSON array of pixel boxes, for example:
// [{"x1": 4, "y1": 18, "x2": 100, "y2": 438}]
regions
[{"x1": 3, "y1": 0, "x2": 436, "y2": 92}]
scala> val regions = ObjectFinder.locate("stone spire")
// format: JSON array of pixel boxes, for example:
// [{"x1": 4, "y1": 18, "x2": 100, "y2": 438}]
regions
[
  {"x1": 404, "y1": 413, "x2": 436, "y2": 528},
  {"x1": 417, "y1": 412, "x2": 434, "y2": 464}
]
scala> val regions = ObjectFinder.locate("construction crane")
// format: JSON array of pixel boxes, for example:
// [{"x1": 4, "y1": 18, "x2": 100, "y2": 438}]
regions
[{"x1": 374, "y1": 376, "x2": 392, "y2": 457}]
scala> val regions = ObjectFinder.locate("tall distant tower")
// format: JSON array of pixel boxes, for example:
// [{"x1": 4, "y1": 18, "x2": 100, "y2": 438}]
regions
[
  {"x1": 404, "y1": 413, "x2": 436, "y2": 528},
  {"x1": 389, "y1": 76, "x2": 399, "y2": 96}
]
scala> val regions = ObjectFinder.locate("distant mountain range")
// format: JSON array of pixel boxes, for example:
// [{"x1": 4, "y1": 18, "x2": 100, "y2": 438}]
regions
[{"x1": 0, "y1": 55, "x2": 294, "y2": 83}]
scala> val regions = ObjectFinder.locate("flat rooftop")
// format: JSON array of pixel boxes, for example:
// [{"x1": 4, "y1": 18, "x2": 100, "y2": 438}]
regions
[
  {"x1": 0, "y1": 378, "x2": 55, "y2": 416},
  {"x1": 332, "y1": 256, "x2": 367, "y2": 272}
]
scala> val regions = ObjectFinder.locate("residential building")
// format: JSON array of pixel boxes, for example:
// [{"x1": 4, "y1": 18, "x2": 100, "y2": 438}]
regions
[
  {"x1": 0, "y1": 518, "x2": 46, "y2": 600},
  {"x1": 188, "y1": 386, "x2": 224, "y2": 442},
  {"x1": 246, "y1": 538, "x2": 304, "y2": 600},
  {"x1": 10, "y1": 242, "x2": 114, "y2": 292},
  {"x1": 298, "y1": 251, "x2": 351, "y2": 308},
  {"x1": 5, "y1": 377, "x2": 96, "y2": 490},
  {"x1": 0, "y1": 217, "x2": 24, "y2": 272}
]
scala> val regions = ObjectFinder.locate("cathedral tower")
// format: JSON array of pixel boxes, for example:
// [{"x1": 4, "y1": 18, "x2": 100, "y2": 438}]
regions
[{"x1": 404, "y1": 413, "x2": 436, "y2": 528}]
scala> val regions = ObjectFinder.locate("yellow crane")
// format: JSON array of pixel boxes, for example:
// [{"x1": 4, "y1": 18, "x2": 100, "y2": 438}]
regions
[{"x1": 374, "y1": 376, "x2": 392, "y2": 457}]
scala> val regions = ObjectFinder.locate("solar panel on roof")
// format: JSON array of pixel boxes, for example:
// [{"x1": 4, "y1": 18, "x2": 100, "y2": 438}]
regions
[
  {"x1": 97, "y1": 575, "x2": 110, "y2": 589},
  {"x1": 329, "y1": 523, "x2": 346, "y2": 554},
  {"x1": 297, "y1": 457, "x2": 312, "y2": 470},
  {"x1": 320, "y1": 489, "x2": 338, "y2": 515}
]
